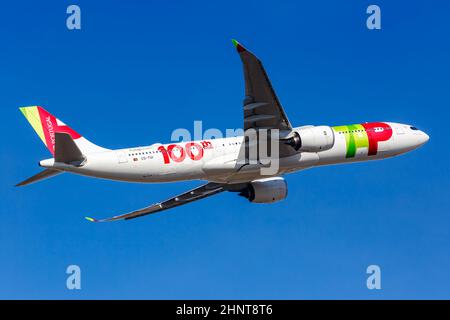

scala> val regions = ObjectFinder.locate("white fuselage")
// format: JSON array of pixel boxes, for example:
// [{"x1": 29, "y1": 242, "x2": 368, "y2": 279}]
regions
[{"x1": 40, "y1": 122, "x2": 429, "y2": 184}]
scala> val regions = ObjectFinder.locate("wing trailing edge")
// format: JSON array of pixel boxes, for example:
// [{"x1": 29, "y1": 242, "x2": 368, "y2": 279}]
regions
[{"x1": 85, "y1": 183, "x2": 225, "y2": 222}]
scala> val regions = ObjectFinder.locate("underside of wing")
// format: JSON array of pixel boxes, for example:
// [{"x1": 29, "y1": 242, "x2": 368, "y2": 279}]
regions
[
  {"x1": 233, "y1": 39, "x2": 296, "y2": 158},
  {"x1": 86, "y1": 182, "x2": 225, "y2": 222},
  {"x1": 233, "y1": 39, "x2": 292, "y2": 132}
]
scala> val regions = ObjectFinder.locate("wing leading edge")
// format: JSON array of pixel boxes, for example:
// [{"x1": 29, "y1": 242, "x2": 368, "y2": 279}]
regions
[{"x1": 85, "y1": 183, "x2": 225, "y2": 222}]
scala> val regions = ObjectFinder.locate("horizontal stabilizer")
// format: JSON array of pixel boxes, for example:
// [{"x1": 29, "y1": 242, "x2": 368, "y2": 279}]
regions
[
  {"x1": 16, "y1": 169, "x2": 62, "y2": 187},
  {"x1": 54, "y1": 132, "x2": 85, "y2": 165}
]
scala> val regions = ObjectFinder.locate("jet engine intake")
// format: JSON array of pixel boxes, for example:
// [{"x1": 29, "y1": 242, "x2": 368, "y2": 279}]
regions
[{"x1": 238, "y1": 177, "x2": 287, "y2": 203}]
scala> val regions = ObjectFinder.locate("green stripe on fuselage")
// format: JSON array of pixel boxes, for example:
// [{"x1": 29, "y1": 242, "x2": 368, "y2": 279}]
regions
[{"x1": 332, "y1": 124, "x2": 369, "y2": 158}]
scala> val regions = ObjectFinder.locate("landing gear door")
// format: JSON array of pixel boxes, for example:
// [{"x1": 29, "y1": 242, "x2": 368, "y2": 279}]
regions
[{"x1": 117, "y1": 152, "x2": 128, "y2": 164}]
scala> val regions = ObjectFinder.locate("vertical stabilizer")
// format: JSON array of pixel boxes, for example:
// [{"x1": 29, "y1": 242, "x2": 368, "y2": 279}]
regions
[{"x1": 19, "y1": 106, "x2": 109, "y2": 155}]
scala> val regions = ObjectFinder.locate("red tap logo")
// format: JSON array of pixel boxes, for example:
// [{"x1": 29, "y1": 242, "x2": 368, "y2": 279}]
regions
[{"x1": 361, "y1": 122, "x2": 392, "y2": 156}]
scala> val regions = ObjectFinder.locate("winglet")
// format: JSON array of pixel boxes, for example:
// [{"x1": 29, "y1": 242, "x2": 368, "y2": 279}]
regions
[
  {"x1": 231, "y1": 39, "x2": 246, "y2": 53},
  {"x1": 85, "y1": 216, "x2": 98, "y2": 223}
]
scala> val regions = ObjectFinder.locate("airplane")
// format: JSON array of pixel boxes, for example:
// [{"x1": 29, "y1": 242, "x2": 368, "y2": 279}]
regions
[{"x1": 16, "y1": 40, "x2": 429, "y2": 222}]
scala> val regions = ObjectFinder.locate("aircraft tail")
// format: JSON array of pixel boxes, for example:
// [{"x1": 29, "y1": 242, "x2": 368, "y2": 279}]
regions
[
  {"x1": 16, "y1": 130, "x2": 88, "y2": 187},
  {"x1": 19, "y1": 106, "x2": 109, "y2": 155}
]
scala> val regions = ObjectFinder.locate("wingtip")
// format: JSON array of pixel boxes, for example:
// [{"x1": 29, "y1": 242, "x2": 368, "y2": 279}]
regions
[
  {"x1": 231, "y1": 39, "x2": 246, "y2": 53},
  {"x1": 85, "y1": 216, "x2": 98, "y2": 223}
]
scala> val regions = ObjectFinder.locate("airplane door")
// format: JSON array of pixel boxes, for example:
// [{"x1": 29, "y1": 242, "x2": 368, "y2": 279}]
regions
[{"x1": 117, "y1": 152, "x2": 128, "y2": 164}]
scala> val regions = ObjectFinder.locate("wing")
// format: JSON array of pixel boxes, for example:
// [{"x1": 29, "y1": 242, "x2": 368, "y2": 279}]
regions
[
  {"x1": 85, "y1": 182, "x2": 224, "y2": 222},
  {"x1": 233, "y1": 39, "x2": 292, "y2": 132}
]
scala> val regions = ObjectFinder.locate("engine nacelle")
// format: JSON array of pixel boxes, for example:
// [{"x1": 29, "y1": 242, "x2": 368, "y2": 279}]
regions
[
  {"x1": 239, "y1": 177, "x2": 288, "y2": 203},
  {"x1": 284, "y1": 125, "x2": 335, "y2": 152}
]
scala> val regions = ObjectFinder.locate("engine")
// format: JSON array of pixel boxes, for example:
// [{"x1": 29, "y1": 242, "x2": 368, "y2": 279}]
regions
[
  {"x1": 238, "y1": 177, "x2": 288, "y2": 203},
  {"x1": 283, "y1": 125, "x2": 335, "y2": 152}
]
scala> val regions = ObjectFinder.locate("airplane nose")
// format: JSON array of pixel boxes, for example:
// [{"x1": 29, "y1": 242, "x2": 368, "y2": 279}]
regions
[{"x1": 417, "y1": 132, "x2": 430, "y2": 145}]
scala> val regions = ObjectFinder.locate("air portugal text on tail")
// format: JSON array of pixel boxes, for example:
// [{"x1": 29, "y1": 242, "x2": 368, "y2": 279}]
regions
[{"x1": 16, "y1": 40, "x2": 430, "y2": 222}]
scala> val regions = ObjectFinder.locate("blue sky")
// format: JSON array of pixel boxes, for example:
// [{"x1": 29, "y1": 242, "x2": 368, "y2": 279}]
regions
[{"x1": 1, "y1": 0, "x2": 449, "y2": 299}]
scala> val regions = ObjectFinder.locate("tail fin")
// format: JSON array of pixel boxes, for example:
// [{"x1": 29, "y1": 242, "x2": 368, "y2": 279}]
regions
[{"x1": 19, "y1": 106, "x2": 109, "y2": 155}]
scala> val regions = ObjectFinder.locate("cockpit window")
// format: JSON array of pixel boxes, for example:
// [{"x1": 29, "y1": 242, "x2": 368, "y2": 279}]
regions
[{"x1": 410, "y1": 126, "x2": 419, "y2": 131}]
